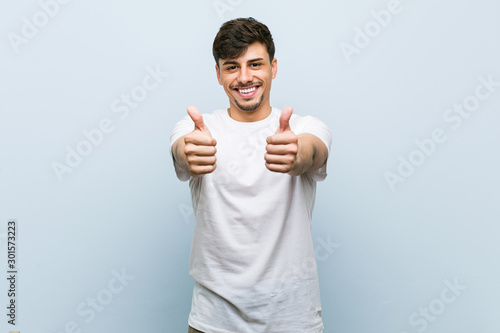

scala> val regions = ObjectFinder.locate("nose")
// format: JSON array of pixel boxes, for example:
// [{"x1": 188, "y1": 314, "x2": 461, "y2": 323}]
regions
[{"x1": 237, "y1": 65, "x2": 253, "y2": 84}]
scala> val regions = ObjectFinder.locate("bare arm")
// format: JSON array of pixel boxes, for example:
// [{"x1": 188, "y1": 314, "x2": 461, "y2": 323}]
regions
[
  {"x1": 265, "y1": 106, "x2": 329, "y2": 176},
  {"x1": 290, "y1": 133, "x2": 328, "y2": 176}
]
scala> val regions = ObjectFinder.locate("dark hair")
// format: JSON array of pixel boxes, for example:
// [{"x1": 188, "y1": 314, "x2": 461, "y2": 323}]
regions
[{"x1": 212, "y1": 17, "x2": 275, "y2": 66}]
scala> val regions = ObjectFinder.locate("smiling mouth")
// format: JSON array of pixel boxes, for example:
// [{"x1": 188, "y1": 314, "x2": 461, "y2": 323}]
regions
[
  {"x1": 238, "y1": 86, "x2": 257, "y2": 93},
  {"x1": 234, "y1": 85, "x2": 260, "y2": 98}
]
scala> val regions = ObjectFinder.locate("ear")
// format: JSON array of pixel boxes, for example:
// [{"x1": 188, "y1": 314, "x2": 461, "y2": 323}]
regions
[
  {"x1": 271, "y1": 58, "x2": 277, "y2": 79},
  {"x1": 216, "y1": 63, "x2": 223, "y2": 85}
]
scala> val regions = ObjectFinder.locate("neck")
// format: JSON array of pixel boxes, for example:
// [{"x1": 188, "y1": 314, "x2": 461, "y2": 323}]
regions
[{"x1": 227, "y1": 103, "x2": 272, "y2": 122}]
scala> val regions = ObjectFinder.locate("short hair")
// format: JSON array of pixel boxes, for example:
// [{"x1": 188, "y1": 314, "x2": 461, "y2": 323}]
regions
[{"x1": 212, "y1": 17, "x2": 275, "y2": 66}]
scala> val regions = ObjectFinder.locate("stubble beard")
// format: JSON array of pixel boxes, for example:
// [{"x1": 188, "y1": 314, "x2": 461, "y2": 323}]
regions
[{"x1": 235, "y1": 94, "x2": 265, "y2": 112}]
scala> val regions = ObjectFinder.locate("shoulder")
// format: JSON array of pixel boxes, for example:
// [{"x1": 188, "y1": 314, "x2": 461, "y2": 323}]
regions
[
  {"x1": 273, "y1": 107, "x2": 332, "y2": 152},
  {"x1": 272, "y1": 107, "x2": 329, "y2": 131},
  {"x1": 201, "y1": 109, "x2": 226, "y2": 123}
]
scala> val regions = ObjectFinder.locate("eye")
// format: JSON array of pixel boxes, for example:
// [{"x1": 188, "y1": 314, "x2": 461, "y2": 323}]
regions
[
  {"x1": 250, "y1": 63, "x2": 261, "y2": 68},
  {"x1": 226, "y1": 65, "x2": 237, "y2": 71}
]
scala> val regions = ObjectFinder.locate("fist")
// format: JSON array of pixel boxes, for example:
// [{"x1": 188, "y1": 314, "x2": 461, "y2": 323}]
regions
[
  {"x1": 184, "y1": 106, "x2": 217, "y2": 175},
  {"x1": 265, "y1": 106, "x2": 298, "y2": 173}
]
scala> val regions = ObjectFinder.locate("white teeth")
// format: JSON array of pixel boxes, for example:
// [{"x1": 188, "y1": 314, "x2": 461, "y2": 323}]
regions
[{"x1": 239, "y1": 87, "x2": 256, "y2": 94}]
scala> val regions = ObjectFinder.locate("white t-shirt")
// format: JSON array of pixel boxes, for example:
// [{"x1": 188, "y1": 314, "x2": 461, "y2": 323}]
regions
[{"x1": 170, "y1": 107, "x2": 332, "y2": 333}]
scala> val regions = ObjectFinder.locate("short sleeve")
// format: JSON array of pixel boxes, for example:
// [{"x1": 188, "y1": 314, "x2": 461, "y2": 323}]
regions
[
  {"x1": 292, "y1": 115, "x2": 332, "y2": 182},
  {"x1": 170, "y1": 115, "x2": 195, "y2": 181}
]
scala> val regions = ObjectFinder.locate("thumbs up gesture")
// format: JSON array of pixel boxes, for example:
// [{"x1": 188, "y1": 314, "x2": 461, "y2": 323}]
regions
[
  {"x1": 265, "y1": 106, "x2": 299, "y2": 174},
  {"x1": 183, "y1": 106, "x2": 217, "y2": 175}
]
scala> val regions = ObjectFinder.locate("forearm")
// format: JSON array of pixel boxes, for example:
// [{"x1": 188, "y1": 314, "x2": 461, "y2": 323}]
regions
[{"x1": 289, "y1": 134, "x2": 328, "y2": 176}]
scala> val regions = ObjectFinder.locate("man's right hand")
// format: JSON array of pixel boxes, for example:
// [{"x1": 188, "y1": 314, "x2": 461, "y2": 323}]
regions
[{"x1": 183, "y1": 106, "x2": 217, "y2": 176}]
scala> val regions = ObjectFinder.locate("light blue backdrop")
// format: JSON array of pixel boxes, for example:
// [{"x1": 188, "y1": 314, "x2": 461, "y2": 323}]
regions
[{"x1": 1, "y1": 0, "x2": 499, "y2": 332}]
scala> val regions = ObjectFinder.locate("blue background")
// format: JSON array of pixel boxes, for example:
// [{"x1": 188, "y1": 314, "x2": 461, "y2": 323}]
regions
[{"x1": 1, "y1": 0, "x2": 499, "y2": 332}]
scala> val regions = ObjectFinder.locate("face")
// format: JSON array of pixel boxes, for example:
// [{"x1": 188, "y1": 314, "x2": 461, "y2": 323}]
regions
[{"x1": 216, "y1": 42, "x2": 277, "y2": 118}]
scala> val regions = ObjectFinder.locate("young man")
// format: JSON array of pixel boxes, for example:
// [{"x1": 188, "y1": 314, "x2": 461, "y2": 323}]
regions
[{"x1": 171, "y1": 17, "x2": 331, "y2": 333}]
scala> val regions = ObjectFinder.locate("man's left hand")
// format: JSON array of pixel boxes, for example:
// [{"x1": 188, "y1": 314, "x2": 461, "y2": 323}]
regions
[{"x1": 265, "y1": 106, "x2": 299, "y2": 174}]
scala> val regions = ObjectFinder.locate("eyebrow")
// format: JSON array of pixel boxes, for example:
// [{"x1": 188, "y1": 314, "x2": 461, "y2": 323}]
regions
[{"x1": 221, "y1": 57, "x2": 265, "y2": 66}]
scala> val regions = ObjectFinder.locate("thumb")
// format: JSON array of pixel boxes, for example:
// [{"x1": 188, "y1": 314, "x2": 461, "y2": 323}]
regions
[
  {"x1": 276, "y1": 106, "x2": 293, "y2": 133},
  {"x1": 187, "y1": 105, "x2": 211, "y2": 136}
]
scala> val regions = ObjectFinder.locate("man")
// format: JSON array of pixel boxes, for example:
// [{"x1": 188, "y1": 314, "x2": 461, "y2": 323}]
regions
[{"x1": 171, "y1": 17, "x2": 332, "y2": 333}]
